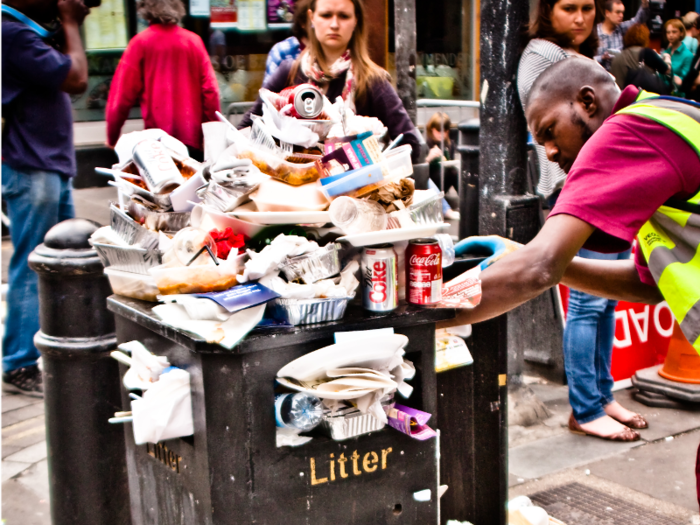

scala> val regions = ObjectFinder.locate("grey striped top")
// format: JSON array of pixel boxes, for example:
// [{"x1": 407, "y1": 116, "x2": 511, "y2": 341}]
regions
[{"x1": 518, "y1": 39, "x2": 571, "y2": 198}]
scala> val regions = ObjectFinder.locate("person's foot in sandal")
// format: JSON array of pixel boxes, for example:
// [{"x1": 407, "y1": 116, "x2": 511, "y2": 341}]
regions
[
  {"x1": 604, "y1": 400, "x2": 648, "y2": 429},
  {"x1": 569, "y1": 413, "x2": 640, "y2": 441}
]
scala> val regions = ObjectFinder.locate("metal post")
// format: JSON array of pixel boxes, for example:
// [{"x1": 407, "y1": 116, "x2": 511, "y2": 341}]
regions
[
  {"x1": 394, "y1": 0, "x2": 417, "y2": 124},
  {"x1": 28, "y1": 219, "x2": 131, "y2": 525}
]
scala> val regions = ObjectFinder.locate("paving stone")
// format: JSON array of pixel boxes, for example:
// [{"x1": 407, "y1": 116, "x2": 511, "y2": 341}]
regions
[
  {"x1": 2, "y1": 393, "x2": 42, "y2": 413},
  {"x1": 528, "y1": 383, "x2": 569, "y2": 405},
  {"x1": 509, "y1": 432, "x2": 643, "y2": 480},
  {"x1": 5, "y1": 441, "x2": 47, "y2": 464},
  {"x1": 2, "y1": 445, "x2": 22, "y2": 459},
  {"x1": 2, "y1": 477, "x2": 51, "y2": 525},
  {"x1": 2, "y1": 418, "x2": 47, "y2": 450},
  {"x1": 2, "y1": 403, "x2": 44, "y2": 428},
  {"x1": 586, "y1": 428, "x2": 700, "y2": 511},
  {"x1": 614, "y1": 388, "x2": 700, "y2": 442},
  {"x1": 16, "y1": 459, "x2": 50, "y2": 503},
  {"x1": 509, "y1": 473, "x2": 527, "y2": 488},
  {"x1": 73, "y1": 186, "x2": 117, "y2": 227},
  {"x1": 2, "y1": 460, "x2": 31, "y2": 482}
]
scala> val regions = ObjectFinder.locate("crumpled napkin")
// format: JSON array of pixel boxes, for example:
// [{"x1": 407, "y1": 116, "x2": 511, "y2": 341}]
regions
[
  {"x1": 131, "y1": 368, "x2": 194, "y2": 444},
  {"x1": 276, "y1": 427, "x2": 314, "y2": 448},
  {"x1": 90, "y1": 226, "x2": 130, "y2": 247},
  {"x1": 258, "y1": 261, "x2": 360, "y2": 299},
  {"x1": 239, "y1": 235, "x2": 319, "y2": 283},
  {"x1": 119, "y1": 340, "x2": 170, "y2": 390},
  {"x1": 114, "y1": 129, "x2": 189, "y2": 166},
  {"x1": 152, "y1": 303, "x2": 266, "y2": 349}
]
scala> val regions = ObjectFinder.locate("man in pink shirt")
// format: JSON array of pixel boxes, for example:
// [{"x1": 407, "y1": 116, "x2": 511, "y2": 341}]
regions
[
  {"x1": 105, "y1": 0, "x2": 220, "y2": 159},
  {"x1": 446, "y1": 57, "x2": 700, "y2": 427}
]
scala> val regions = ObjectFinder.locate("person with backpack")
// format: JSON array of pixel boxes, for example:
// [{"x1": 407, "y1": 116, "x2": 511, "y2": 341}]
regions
[
  {"x1": 610, "y1": 23, "x2": 669, "y2": 93},
  {"x1": 1, "y1": 0, "x2": 89, "y2": 396}
]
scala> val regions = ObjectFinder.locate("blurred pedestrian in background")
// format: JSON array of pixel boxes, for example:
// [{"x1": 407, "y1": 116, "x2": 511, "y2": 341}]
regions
[
  {"x1": 682, "y1": 17, "x2": 700, "y2": 101},
  {"x1": 518, "y1": 0, "x2": 601, "y2": 200},
  {"x1": 263, "y1": 0, "x2": 311, "y2": 84},
  {"x1": 425, "y1": 112, "x2": 459, "y2": 220},
  {"x1": 610, "y1": 23, "x2": 669, "y2": 92},
  {"x1": 595, "y1": 0, "x2": 649, "y2": 71},
  {"x1": 2, "y1": 0, "x2": 89, "y2": 396},
  {"x1": 520, "y1": 0, "x2": 639, "y2": 441},
  {"x1": 240, "y1": 0, "x2": 422, "y2": 163},
  {"x1": 660, "y1": 18, "x2": 694, "y2": 96},
  {"x1": 106, "y1": 0, "x2": 220, "y2": 160},
  {"x1": 682, "y1": 11, "x2": 699, "y2": 56}
]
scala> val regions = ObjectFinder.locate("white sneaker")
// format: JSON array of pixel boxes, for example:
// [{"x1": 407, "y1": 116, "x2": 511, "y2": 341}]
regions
[{"x1": 444, "y1": 209, "x2": 461, "y2": 220}]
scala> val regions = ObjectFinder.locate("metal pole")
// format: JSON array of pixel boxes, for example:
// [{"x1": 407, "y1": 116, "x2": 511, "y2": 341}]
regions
[
  {"x1": 394, "y1": 0, "x2": 417, "y2": 124},
  {"x1": 28, "y1": 219, "x2": 131, "y2": 525}
]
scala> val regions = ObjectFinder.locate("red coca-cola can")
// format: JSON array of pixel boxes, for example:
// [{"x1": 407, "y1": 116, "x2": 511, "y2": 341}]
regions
[
  {"x1": 407, "y1": 238, "x2": 442, "y2": 305},
  {"x1": 362, "y1": 243, "x2": 398, "y2": 313}
]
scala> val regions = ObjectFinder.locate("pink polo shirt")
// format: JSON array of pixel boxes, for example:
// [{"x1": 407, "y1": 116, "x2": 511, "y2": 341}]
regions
[{"x1": 549, "y1": 86, "x2": 700, "y2": 284}]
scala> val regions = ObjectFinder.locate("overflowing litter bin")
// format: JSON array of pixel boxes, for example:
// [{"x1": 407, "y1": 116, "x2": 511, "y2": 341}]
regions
[{"x1": 109, "y1": 297, "x2": 455, "y2": 524}]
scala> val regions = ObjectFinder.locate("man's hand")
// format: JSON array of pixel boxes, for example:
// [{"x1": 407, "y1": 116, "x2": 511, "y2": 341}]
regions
[
  {"x1": 58, "y1": 0, "x2": 89, "y2": 94},
  {"x1": 674, "y1": 75, "x2": 683, "y2": 86},
  {"x1": 58, "y1": 0, "x2": 89, "y2": 26}
]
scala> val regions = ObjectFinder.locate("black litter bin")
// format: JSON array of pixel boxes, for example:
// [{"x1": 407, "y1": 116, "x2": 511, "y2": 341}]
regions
[{"x1": 108, "y1": 297, "x2": 460, "y2": 524}]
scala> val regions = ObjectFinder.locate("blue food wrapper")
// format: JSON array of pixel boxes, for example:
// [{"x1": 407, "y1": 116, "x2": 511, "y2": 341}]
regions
[{"x1": 193, "y1": 283, "x2": 280, "y2": 313}]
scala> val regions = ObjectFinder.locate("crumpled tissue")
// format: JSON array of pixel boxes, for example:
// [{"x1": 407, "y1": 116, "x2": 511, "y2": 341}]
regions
[
  {"x1": 259, "y1": 260, "x2": 360, "y2": 299},
  {"x1": 276, "y1": 427, "x2": 314, "y2": 448},
  {"x1": 120, "y1": 340, "x2": 170, "y2": 390},
  {"x1": 239, "y1": 234, "x2": 319, "y2": 283},
  {"x1": 152, "y1": 303, "x2": 266, "y2": 349},
  {"x1": 90, "y1": 226, "x2": 130, "y2": 247},
  {"x1": 131, "y1": 367, "x2": 194, "y2": 444}
]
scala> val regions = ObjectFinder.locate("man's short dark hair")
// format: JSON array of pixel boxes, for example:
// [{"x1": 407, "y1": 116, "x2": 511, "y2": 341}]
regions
[{"x1": 604, "y1": 0, "x2": 624, "y2": 12}]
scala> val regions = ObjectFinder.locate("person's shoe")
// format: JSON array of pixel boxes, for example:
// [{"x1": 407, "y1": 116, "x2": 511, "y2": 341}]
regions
[
  {"x1": 2, "y1": 365, "x2": 44, "y2": 398},
  {"x1": 444, "y1": 209, "x2": 461, "y2": 220},
  {"x1": 568, "y1": 413, "x2": 639, "y2": 442},
  {"x1": 610, "y1": 412, "x2": 649, "y2": 429}
]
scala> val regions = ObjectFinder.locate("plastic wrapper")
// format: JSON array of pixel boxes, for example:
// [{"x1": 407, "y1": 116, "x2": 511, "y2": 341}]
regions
[
  {"x1": 148, "y1": 260, "x2": 239, "y2": 295},
  {"x1": 267, "y1": 296, "x2": 351, "y2": 325},
  {"x1": 92, "y1": 243, "x2": 162, "y2": 274},
  {"x1": 409, "y1": 191, "x2": 444, "y2": 225},
  {"x1": 385, "y1": 403, "x2": 437, "y2": 440},
  {"x1": 236, "y1": 145, "x2": 320, "y2": 186},
  {"x1": 430, "y1": 266, "x2": 482, "y2": 309},
  {"x1": 346, "y1": 145, "x2": 413, "y2": 199},
  {"x1": 281, "y1": 243, "x2": 341, "y2": 284},
  {"x1": 104, "y1": 267, "x2": 160, "y2": 302}
]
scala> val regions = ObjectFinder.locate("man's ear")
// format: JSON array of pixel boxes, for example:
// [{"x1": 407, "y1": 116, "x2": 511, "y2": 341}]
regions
[{"x1": 577, "y1": 86, "x2": 598, "y2": 118}]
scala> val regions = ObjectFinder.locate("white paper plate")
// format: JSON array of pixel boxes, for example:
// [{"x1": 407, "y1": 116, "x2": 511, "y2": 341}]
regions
[
  {"x1": 276, "y1": 333, "x2": 408, "y2": 382},
  {"x1": 337, "y1": 223, "x2": 450, "y2": 247},
  {"x1": 231, "y1": 206, "x2": 331, "y2": 225},
  {"x1": 275, "y1": 376, "x2": 375, "y2": 399}
]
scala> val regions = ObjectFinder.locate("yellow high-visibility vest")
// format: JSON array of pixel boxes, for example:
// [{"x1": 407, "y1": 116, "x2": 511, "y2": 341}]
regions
[{"x1": 617, "y1": 91, "x2": 700, "y2": 353}]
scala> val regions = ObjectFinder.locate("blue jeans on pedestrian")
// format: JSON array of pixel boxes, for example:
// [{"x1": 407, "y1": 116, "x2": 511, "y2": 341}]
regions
[
  {"x1": 564, "y1": 247, "x2": 631, "y2": 423},
  {"x1": 2, "y1": 164, "x2": 74, "y2": 373}
]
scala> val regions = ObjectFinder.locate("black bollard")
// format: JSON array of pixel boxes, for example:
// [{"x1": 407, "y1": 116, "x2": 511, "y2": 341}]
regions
[{"x1": 28, "y1": 218, "x2": 131, "y2": 525}]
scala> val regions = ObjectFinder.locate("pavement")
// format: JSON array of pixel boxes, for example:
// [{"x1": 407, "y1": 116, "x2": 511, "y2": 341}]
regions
[{"x1": 3, "y1": 186, "x2": 700, "y2": 524}]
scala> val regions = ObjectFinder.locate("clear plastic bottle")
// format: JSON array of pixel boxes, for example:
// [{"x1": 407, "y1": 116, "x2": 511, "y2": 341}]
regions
[
  {"x1": 432, "y1": 233, "x2": 455, "y2": 267},
  {"x1": 329, "y1": 197, "x2": 387, "y2": 235},
  {"x1": 274, "y1": 393, "x2": 324, "y2": 431}
]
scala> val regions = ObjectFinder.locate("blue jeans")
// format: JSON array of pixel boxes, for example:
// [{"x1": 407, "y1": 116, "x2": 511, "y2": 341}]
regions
[
  {"x1": 564, "y1": 247, "x2": 631, "y2": 423},
  {"x1": 2, "y1": 164, "x2": 74, "y2": 373}
]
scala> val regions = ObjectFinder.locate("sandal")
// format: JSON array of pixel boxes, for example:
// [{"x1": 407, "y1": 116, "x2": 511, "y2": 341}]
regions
[
  {"x1": 610, "y1": 412, "x2": 648, "y2": 429},
  {"x1": 568, "y1": 413, "x2": 640, "y2": 442}
]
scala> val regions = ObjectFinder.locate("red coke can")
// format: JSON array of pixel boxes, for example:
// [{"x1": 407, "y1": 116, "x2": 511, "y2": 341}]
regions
[
  {"x1": 407, "y1": 238, "x2": 442, "y2": 305},
  {"x1": 362, "y1": 243, "x2": 398, "y2": 313}
]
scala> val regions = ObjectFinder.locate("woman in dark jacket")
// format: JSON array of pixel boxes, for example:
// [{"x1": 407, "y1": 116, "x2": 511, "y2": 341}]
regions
[
  {"x1": 610, "y1": 23, "x2": 669, "y2": 92},
  {"x1": 238, "y1": 0, "x2": 420, "y2": 162}
]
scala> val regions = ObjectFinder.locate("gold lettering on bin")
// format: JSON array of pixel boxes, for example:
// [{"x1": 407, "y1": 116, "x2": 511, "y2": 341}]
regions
[
  {"x1": 145, "y1": 443, "x2": 182, "y2": 474},
  {"x1": 308, "y1": 448, "x2": 393, "y2": 486}
]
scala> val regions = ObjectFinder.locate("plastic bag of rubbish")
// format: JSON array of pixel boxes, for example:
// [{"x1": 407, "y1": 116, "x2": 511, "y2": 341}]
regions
[{"x1": 131, "y1": 367, "x2": 194, "y2": 444}]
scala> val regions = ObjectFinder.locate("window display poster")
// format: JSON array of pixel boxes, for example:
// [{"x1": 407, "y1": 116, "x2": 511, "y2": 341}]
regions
[
  {"x1": 267, "y1": 0, "x2": 296, "y2": 25},
  {"x1": 190, "y1": 0, "x2": 211, "y2": 17},
  {"x1": 84, "y1": 0, "x2": 128, "y2": 50},
  {"x1": 211, "y1": 0, "x2": 237, "y2": 28},
  {"x1": 237, "y1": 0, "x2": 265, "y2": 30}
]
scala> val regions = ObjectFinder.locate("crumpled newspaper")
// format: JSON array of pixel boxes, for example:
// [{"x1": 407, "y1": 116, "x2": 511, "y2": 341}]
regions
[
  {"x1": 238, "y1": 235, "x2": 320, "y2": 283},
  {"x1": 365, "y1": 178, "x2": 415, "y2": 212}
]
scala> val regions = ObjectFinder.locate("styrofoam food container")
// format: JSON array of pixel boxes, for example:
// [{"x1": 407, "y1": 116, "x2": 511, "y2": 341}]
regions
[
  {"x1": 104, "y1": 267, "x2": 160, "y2": 302},
  {"x1": 249, "y1": 178, "x2": 329, "y2": 212},
  {"x1": 190, "y1": 203, "x2": 266, "y2": 238}
]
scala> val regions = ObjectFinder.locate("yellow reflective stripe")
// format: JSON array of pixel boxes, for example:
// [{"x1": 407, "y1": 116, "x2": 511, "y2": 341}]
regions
[
  {"x1": 656, "y1": 249, "x2": 700, "y2": 325},
  {"x1": 617, "y1": 104, "x2": 700, "y2": 205},
  {"x1": 635, "y1": 90, "x2": 659, "y2": 101},
  {"x1": 637, "y1": 208, "x2": 688, "y2": 262}
]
